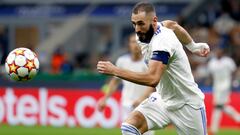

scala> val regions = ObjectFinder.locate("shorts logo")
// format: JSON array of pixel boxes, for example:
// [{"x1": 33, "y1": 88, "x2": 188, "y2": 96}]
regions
[{"x1": 149, "y1": 96, "x2": 157, "y2": 102}]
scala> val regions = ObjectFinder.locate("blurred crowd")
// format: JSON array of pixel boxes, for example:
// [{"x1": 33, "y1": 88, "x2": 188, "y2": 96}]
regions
[{"x1": 184, "y1": 0, "x2": 240, "y2": 88}]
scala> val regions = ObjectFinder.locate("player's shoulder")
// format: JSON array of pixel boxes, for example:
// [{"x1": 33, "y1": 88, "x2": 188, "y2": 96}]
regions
[
  {"x1": 208, "y1": 57, "x2": 217, "y2": 63},
  {"x1": 117, "y1": 53, "x2": 131, "y2": 61},
  {"x1": 153, "y1": 22, "x2": 175, "y2": 40},
  {"x1": 151, "y1": 23, "x2": 177, "y2": 49},
  {"x1": 222, "y1": 56, "x2": 233, "y2": 61},
  {"x1": 115, "y1": 53, "x2": 131, "y2": 67},
  {"x1": 207, "y1": 57, "x2": 217, "y2": 67},
  {"x1": 222, "y1": 56, "x2": 236, "y2": 64}
]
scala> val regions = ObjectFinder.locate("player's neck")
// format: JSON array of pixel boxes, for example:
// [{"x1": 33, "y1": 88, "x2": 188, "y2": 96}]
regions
[
  {"x1": 217, "y1": 55, "x2": 224, "y2": 59},
  {"x1": 131, "y1": 54, "x2": 142, "y2": 61},
  {"x1": 154, "y1": 25, "x2": 158, "y2": 33}
]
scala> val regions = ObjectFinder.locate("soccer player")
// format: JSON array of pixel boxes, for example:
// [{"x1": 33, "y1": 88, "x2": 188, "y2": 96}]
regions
[
  {"x1": 208, "y1": 47, "x2": 240, "y2": 135},
  {"x1": 97, "y1": 33, "x2": 155, "y2": 135},
  {"x1": 97, "y1": 1, "x2": 210, "y2": 135}
]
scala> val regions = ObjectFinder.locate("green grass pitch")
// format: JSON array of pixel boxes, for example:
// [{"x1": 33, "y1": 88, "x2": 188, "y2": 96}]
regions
[{"x1": 0, "y1": 125, "x2": 239, "y2": 135}]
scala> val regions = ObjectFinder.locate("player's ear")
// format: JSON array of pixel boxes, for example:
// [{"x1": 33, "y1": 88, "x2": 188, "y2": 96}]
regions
[
  {"x1": 153, "y1": 16, "x2": 158, "y2": 22},
  {"x1": 152, "y1": 16, "x2": 158, "y2": 27}
]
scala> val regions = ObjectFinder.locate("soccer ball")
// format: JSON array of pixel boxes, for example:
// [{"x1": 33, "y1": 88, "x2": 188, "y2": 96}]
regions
[{"x1": 5, "y1": 47, "x2": 40, "y2": 81}]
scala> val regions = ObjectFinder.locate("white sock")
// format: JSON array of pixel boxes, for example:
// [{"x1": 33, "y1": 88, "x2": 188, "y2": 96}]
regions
[
  {"x1": 121, "y1": 122, "x2": 141, "y2": 135},
  {"x1": 224, "y1": 105, "x2": 240, "y2": 122},
  {"x1": 210, "y1": 108, "x2": 222, "y2": 134}
]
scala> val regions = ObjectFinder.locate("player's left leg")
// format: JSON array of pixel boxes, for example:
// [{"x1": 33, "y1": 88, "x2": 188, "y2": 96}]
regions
[
  {"x1": 170, "y1": 105, "x2": 207, "y2": 135},
  {"x1": 217, "y1": 89, "x2": 240, "y2": 122},
  {"x1": 224, "y1": 105, "x2": 240, "y2": 122}
]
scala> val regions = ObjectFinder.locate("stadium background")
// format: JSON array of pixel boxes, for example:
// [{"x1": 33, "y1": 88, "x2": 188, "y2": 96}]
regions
[{"x1": 0, "y1": 0, "x2": 239, "y2": 134}]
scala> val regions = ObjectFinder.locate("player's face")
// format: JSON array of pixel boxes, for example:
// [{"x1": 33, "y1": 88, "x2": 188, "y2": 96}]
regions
[
  {"x1": 129, "y1": 35, "x2": 141, "y2": 55},
  {"x1": 131, "y1": 12, "x2": 155, "y2": 43}
]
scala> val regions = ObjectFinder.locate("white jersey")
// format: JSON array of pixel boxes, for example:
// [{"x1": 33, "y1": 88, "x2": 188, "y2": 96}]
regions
[
  {"x1": 207, "y1": 56, "x2": 236, "y2": 91},
  {"x1": 116, "y1": 54, "x2": 149, "y2": 107},
  {"x1": 137, "y1": 22, "x2": 205, "y2": 110}
]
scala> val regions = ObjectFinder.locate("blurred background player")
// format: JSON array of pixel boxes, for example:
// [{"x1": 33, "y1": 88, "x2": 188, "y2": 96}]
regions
[
  {"x1": 97, "y1": 33, "x2": 155, "y2": 135},
  {"x1": 208, "y1": 47, "x2": 240, "y2": 135}
]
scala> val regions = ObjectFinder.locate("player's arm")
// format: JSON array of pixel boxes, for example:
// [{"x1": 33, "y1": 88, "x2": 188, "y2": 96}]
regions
[
  {"x1": 162, "y1": 20, "x2": 192, "y2": 45},
  {"x1": 132, "y1": 87, "x2": 155, "y2": 108},
  {"x1": 162, "y1": 20, "x2": 210, "y2": 57},
  {"x1": 97, "y1": 77, "x2": 121, "y2": 111},
  {"x1": 97, "y1": 59, "x2": 166, "y2": 87}
]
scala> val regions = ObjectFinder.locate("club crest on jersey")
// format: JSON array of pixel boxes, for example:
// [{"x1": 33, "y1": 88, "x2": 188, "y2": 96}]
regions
[{"x1": 154, "y1": 25, "x2": 161, "y2": 35}]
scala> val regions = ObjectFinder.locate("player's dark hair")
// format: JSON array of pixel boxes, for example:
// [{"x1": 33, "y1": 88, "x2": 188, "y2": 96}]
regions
[{"x1": 132, "y1": 1, "x2": 155, "y2": 14}]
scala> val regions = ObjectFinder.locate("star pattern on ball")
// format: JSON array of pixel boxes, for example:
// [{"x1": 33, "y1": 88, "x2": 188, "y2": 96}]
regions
[
  {"x1": 5, "y1": 47, "x2": 39, "y2": 82},
  {"x1": 25, "y1": 60, "x2": 35, "y2": 71},
  {"x1": 9, "y1": 63, "x2": 19, "y2": 74},
  {"x1": 14, "y1": 49, "x2": 25, "y2": 55}
]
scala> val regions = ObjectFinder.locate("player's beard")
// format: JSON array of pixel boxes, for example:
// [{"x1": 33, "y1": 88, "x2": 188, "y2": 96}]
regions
[{"x1": 137, "y1": 24, "x2": 154, "y2": 43}]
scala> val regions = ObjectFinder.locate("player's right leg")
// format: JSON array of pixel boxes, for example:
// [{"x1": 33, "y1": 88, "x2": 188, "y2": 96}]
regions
[
  {"x1": 121, "y1": 112, "x2": 155, "y2": 135},
  {"x1": 210, "y1": 105, "x2": 223, "y2": 135},
  {"x1": 121, "y1": 111, "x2": 148, "y2": 135},
  {"x1": 121, "y1": 92, "x2": 171, "y2": 135},
  {"x1": 121, "y1": 104, "x2": 154, "y2": 135}
]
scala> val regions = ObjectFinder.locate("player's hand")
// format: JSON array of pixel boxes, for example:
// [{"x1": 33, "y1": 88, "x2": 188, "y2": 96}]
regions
[
  {"x1": 97, "y1": 97, "x2": 107, "y2": 112},
  {"x1": 192, "y1": 43, "x2": 210, "y2": 57},
  {"x1": 97, "y1": 61, "x2": 116, "y2": 75}
]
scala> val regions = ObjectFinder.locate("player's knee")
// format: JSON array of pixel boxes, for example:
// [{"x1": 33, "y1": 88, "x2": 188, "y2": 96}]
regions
[
  {"x1": 123, "y1": 111, "x2": 148, "y2": 134},
  {"x1": 215, "y1": 105, "x2": 224, "y2": 110},
  {"x1": 121, "y1": 122, "x2": 141, "y2": 135}
]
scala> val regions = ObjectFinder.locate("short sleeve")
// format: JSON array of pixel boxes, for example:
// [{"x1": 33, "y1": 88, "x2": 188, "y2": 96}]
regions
[
  {"x1": 228, "y1": 58, "x2": 236, "y2": 72},
  {"x1": 114, "y1": 56, "x2": 125, "y2": 79},
  {"x1": 115, "y1": 55, "x2": 128, "y2": 69},
  {"x1": 115, "y1": 57, "x2": 122, "y2": 68},
  {"x1": 207, "y1": 60, "x2": 214, "y2": 74},
  {"x1": 151, "y1": 34, "x2": 174, "y2": 57}
]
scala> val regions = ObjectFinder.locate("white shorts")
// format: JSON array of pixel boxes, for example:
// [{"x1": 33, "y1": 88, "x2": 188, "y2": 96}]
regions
[
  {"x1": 135, "y1": 92, "x2": 207, "y2": 135},
  {"x1": 122, "y1": 104, "x2": 155, "y2": 135},
  {"x1": 122, "y1": 105, "x2": 134, "y2": 122},
  {"x1": 213, "y1": 89, "x2": 230, "y2": 105}
]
